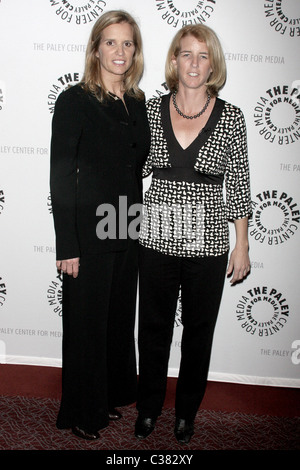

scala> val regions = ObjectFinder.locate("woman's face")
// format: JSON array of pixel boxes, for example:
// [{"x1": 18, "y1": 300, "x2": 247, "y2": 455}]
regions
[
  {"x1": 172, "y1": 34, "x2": 212, "y2": 91},
  {"x1": 96, "y1": 22, "x2": 135, "y2": 85}
]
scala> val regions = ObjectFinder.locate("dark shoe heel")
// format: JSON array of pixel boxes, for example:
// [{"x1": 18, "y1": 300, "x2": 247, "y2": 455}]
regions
[
  {"x1": 135, "y1": 416, "x2": 156, "y2": 439},
  {"x1": 174, "y1": 418, "x2": 194, "y2": 444}
]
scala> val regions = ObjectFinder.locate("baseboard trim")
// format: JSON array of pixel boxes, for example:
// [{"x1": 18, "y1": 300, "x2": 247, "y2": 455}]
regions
[
  {"x1": 166, "y1": 369, "x2": 300, "y2": 389},
  {"x1": 1, "y1": 355, "x2": 62, "y2": 368},
  {"x1": 2, "y1": 356, "x2": 299, "y2": 388}
]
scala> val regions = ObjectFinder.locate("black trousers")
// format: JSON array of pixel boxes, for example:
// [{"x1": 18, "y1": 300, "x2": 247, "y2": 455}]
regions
[
  {"x1": 137, "y1": 245, "x2": 228, "y2": 421},
  {"x1": 56, "y1": 240, "x2": 138, "y2": 432}
]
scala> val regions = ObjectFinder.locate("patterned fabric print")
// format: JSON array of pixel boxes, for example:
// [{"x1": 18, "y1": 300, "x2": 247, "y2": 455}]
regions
[
  {"x1": 140, "y1": 179, "x2": 229, "y2": 257},
  {"x1": 140, "y1": 95, "x2": 252, "y2": 257},
  {"x1": 142, "y1": 98, "x2": 171, "y2": 178}
]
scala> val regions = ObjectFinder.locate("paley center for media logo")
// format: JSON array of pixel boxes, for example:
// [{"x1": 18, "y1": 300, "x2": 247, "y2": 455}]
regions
[
  {"x1": 47, "y1": 72, "x2": 80, "y2": 113},
  {"x1": 264, "y1": 1, "x2": 300, "y2": 37},
  {"x1": 155, "y1": 0, "x2": 217, "y2": 29},
  {"x1": 0, "y1": 81, "x2": 4, "y2": 111},
  {"x1": 47, "y1": 193, "x2": 52, "y2": 215},
  {"x1": 253, "y1": 84, "x2": 300, "y2": 145},
  {"x1": 0, "y1": 277, "x2": 7, "y2": 308},
  {"x1": 235, "y1": 285, "x2": 290, "y2": 338},
  {"x1": 249, "y1": 189, "x2": 300, "y2": 246},
  {"x1": 0, "y1": 189, "x2": 5, "y2": 215},
  {"x1": 49, "y1": 0, "x2": 108, "y2": 25},
  {"x1": 47, "y1": 273, "x2": 62, "y2": 317}
]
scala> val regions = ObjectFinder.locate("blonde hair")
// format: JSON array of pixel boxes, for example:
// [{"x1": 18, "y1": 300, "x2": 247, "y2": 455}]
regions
[
  {"x1": 165, "y1": 24, "x2": 227, "y2": 96},
  {"x1": 81, "y1": 10, "x2": 144, "y2": 101}
]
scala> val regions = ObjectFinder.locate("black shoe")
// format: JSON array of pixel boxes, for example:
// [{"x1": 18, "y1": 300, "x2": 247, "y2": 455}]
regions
[
  {"x1": 72, "y1": 426, "x2": 100, "y2": 440},
  {"x1": 109, "y1": 408, "x2": 122, "y2": 420},
  {"x1": 135, "y1": 416, "x2": 156, "y2": 439},
  {"x1": 174, "y1": 418, "x2": 194, "y2": 444}
]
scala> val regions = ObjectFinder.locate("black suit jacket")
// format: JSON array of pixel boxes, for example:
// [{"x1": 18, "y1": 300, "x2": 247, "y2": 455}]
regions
[{"x1": 50, "y1": 84, "x2": 150, "y2": 260}]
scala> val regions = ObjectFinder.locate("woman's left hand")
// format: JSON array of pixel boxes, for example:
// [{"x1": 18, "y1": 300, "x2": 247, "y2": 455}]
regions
[{"x1": 227, "y1": 246, "x2": 251, "y2": 284}]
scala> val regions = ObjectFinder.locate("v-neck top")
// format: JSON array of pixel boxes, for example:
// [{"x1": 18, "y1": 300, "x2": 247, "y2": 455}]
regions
[
  {"x1": 139, "y1": 93, "x2": 252, "y2": 258},
  {"x1": 153, "y1": 94, "x2": 224, "y2": 185}
]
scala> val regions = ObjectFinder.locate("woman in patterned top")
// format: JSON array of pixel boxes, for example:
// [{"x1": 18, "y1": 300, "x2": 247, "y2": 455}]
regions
[{"x1": 135, "y1": 24, "x2": 252, "y2": 444}]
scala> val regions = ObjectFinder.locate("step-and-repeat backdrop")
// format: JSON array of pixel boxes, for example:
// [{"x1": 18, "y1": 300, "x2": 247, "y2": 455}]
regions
[{"x1": 0, "y1": 0, "x2": 299, "y2": 387}]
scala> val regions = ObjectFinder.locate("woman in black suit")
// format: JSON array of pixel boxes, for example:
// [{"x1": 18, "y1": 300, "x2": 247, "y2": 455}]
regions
[{"x1": 50, "y1": 10, "x2": 150, "y2": 440}]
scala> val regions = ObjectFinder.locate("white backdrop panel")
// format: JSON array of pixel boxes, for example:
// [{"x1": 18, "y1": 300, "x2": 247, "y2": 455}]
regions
[{"x1": 0, "y1": 0, "x2": 299, "y2": 387}]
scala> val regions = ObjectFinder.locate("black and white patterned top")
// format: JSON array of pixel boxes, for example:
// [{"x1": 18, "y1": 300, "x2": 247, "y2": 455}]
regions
[{"x1": 139, "y1": 93, "x2": 252, "y2": 257}]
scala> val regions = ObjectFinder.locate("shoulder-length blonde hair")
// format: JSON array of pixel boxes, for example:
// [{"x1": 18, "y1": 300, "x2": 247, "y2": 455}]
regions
[
  {"x1": 81, "y1": 10, "x2": 144, "y2": 101},
  {"x1": 165, "y1": 24, "x2": 227, "y2": 97}
]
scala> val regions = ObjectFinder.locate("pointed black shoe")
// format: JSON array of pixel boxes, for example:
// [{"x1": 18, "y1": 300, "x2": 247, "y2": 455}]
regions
[
  {"x1": 135, "y1": 416, "x2": 156, "y2": 439},
  {"x1": 174, "y1": 418, "x2": 194, "y2": 444},
  {"x1": 72, "y1": 426, "x2": 100, "y2": 440}
]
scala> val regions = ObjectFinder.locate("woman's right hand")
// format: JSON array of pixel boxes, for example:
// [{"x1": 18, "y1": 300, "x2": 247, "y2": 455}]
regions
[{"x1": 56, "y1": 258, "x2": 80, "y2": 278}]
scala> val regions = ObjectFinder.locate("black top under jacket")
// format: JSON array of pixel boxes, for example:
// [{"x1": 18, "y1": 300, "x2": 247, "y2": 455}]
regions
[{"x1": 50, "y1": 84, "x2": 150, "y2": 260}]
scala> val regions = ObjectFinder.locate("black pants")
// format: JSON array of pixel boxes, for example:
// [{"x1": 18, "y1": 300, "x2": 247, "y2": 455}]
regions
[
  {"x1": 56, "y1": 241, "x2": 138, "y2": 432},
  {"x1": 137, "y1": 245, "x2": 228, "y2": 421}
]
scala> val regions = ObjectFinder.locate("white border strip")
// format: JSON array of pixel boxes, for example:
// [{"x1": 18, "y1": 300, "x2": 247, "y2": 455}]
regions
[
  {"x1": 1, "y1": 355, "x2": 62, "y2": 368},
  {"x1": 1, "y1": 357, "x2": 300, "y2": 388},
  {"x1": 168, "y1": 368, "x2": 300, "y2": 388}
]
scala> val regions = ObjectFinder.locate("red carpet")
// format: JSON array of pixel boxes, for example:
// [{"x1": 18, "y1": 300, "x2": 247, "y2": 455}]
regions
[{"x1": 0, "y1": 364, "x2": 299, "y2": 453}]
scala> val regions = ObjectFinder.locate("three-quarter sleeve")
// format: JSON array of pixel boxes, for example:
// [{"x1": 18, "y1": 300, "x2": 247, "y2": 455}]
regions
[
  {"x1": 142, "y1": 156, "x2": 153, "y2": 178},
  {"x1": 225, "y1": 109, "x2": 252, "y2": 221},
  {"x1": 50, "y1": 89, "x2": 82, "y2": 260}
]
